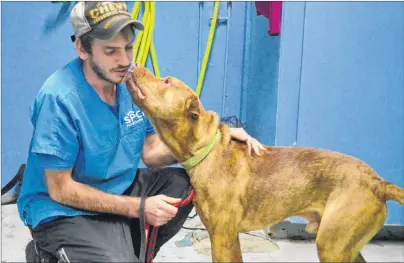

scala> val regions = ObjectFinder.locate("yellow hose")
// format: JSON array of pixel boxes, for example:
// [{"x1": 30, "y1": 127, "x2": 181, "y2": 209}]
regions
[
  {"x1": 131, "y1": 1, "x2": 219, "y2": 95},
  {"x1": 141, "y1": 2, "x2": 154, "y2": 66},
  {"x1": 131, "y1": 2, "x2": 142, "y2": 61},
  {"x1": 137, "y1": 2, "x2": 150, "y2": 64},
  {"x1": 149, "y1": 2, "x2": 160, "y2": 78},
  {"x1": 196, "y1": 2, "x2": 219, "y2": 98},
  {"x1": 130, "y1": 1, "x2": 141, "y2": 21},
  {"x1": 150, "y1": 39, "x2": 160, "y2": 78}
]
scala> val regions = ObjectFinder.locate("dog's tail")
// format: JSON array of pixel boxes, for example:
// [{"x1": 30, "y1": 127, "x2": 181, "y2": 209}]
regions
[{"x1": 381, "y1": 181, "x2": 404, "y2": 206}]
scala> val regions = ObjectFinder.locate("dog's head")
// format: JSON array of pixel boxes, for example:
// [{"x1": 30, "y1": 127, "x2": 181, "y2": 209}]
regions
[
  {"x1": 126, "y1": 63, "x2": 200, "y2": 120},
  {"x1": 125, "y1": 63, "x2": 220, "y2": 160}
]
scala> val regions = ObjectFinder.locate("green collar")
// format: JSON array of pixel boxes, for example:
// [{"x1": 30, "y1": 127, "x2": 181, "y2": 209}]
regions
[{"x1": 180, "y1": 130, "x2": 221, "y2": 169}]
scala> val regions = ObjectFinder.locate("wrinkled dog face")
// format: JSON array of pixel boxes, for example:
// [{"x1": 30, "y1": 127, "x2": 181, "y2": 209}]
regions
[
  {"x1": 125, "y1": 63, "x2": 204, "y2": 122},
  {"x1": 125, "y1": 64, "x2": 220, "y2": 161}
]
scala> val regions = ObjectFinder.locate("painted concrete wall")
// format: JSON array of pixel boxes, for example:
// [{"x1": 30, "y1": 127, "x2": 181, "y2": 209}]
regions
[
  {"x1": 2, "y1": 2, "x2": 79, "y2": 186},
  {"x1": 276, "y1": 2, "x2": 404, "y2": 225},
  {"x1": 241, "y1": 3, "x2": 280, "y2": 146}
]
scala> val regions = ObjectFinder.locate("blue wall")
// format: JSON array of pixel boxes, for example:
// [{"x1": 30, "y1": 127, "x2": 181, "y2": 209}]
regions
[
  {"x1": 1, "y1": 2, "x2": 78, "y2": 185},
  {"x1": 276, "y1": 2, "x2": 404, "y2": 225},
  {"x1": 241, "y1": 3, "x2": 280, "y2": 146}
]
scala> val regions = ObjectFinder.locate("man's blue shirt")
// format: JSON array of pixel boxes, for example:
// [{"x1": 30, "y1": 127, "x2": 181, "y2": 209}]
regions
[{"x1": 17, "y1": 57, "x2": 155, "y2": 229}]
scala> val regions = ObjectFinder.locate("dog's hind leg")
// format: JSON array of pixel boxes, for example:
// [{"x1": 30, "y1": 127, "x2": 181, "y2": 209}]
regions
[
  {"x1": 315, "y1": 193, "x2": 386, "y2": 262},
  {"x1": 298, "y1": 211, "x2": 322, "y2": 234},
  {"x1": 209, "y1": 230, "x2": 243, "y2": 262}
]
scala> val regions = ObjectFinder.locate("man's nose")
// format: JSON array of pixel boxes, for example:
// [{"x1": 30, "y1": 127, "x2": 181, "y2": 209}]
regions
[{"x1": 119, "y1": 51, "x2": 132, "y2": 67}]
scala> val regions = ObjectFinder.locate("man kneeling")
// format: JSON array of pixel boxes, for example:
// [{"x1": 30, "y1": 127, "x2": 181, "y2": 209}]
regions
[{"x1": 17, "y1": 2, "x2": 263, "y2": 262}]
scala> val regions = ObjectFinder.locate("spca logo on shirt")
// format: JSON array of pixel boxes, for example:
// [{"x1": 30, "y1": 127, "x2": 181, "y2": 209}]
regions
[{"x1": 124, "y1": 110, "x2": 144, "y2": 127}]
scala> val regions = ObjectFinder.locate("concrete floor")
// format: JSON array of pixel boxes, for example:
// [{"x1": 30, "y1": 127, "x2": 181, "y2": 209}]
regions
[{"x1": 2, "y1": 205, "x2": 404, "y2": 262}]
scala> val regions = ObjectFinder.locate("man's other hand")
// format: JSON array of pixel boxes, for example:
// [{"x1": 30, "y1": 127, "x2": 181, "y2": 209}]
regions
[{"x1": 144, "y1": 195, "x2": 181, "y2": 226}]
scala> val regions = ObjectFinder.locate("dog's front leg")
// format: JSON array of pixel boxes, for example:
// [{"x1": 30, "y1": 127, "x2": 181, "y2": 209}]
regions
[{"x1": 209, "y1": 230, "x2": 243, "y2": 262}]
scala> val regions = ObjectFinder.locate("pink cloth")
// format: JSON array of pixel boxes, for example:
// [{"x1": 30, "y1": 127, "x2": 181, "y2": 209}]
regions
[{"x1": 255, "y1": 1, "x2": 283, "y2": 35}]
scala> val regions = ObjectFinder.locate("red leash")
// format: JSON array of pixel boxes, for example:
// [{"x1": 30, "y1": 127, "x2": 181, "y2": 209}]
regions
[{"x1": 144, "y1": 188, "x2": 195, "y2": 263}]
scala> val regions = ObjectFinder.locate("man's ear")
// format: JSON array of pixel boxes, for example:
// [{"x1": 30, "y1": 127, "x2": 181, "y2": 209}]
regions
[
  {"x1": 188, "y1": 97, "x2": 201, "y2": 120},
  {"x1": 75, "y1": 39, "x2": 88, "y2": 60}
]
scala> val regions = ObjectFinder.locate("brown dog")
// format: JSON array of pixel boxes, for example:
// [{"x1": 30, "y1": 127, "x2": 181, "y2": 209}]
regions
[{"x1": 125, "y1": 64, "x2": 404, "y2": 263}]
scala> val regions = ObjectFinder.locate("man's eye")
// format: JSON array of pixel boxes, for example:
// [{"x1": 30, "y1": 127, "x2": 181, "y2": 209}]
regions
[{"x1": 105, "y1": 50, "x2": 116, "y2": 55}]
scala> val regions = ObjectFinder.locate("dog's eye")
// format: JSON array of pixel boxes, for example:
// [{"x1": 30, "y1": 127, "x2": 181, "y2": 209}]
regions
[{"x1": 164, "y1": 78, "x2": 170, "y2": 84}]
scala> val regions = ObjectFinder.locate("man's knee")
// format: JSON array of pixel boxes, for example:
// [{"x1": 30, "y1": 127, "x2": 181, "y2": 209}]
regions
[
  {"x1": 156, "y1": 167, "x2": 194, "y2": 225},
  {"x1": 168, "y1": 167, "x2": 190, "y2": 185},
  {"x1": 160, "y1": 167, "x2": 191, "y2": 198}
]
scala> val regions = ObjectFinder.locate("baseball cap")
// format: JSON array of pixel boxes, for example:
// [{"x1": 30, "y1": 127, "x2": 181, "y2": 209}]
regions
[{"x1": 69, "y1": 1, "x2": 144, "y2": 42}]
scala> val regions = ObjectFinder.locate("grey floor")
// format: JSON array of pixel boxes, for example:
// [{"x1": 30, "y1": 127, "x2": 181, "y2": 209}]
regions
[{"x1": 2, "y1": 205, "x2": 404, "y2": 262}]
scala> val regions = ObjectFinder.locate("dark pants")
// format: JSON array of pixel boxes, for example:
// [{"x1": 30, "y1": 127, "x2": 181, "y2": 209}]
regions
[{"x1": 29, "y1": 167, "x2": 194, "y2": 262}]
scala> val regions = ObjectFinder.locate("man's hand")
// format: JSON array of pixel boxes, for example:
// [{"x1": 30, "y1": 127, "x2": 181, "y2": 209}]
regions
[
  {"x1": 144, "y1": 195, "x2": 181, "y2": 226},
  {"x1": 229, "y1": 128, "x2": 266, "y2": 156}
]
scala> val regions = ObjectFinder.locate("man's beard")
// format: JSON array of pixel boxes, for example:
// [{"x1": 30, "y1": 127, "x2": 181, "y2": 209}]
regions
[{"x1": 89, "y1": 57, "x2": 118, "y2": 84}]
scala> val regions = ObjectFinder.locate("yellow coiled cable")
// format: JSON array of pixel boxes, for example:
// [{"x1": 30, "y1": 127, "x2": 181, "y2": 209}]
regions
[{"x1": 131, "y1": 1, "x2": 220, "y2": 95}]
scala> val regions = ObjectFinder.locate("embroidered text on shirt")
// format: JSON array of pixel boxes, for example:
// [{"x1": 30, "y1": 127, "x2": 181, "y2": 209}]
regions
[{"x1": 124, "y1": 110, "x2": 144, "y2": 127}]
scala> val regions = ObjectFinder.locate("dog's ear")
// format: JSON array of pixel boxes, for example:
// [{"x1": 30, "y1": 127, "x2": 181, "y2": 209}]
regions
[{"x1": 188, "y1": 97, "x2": 201, "y2": 120}]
